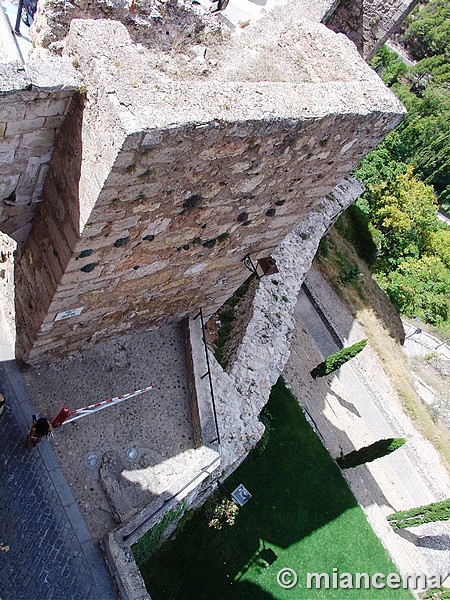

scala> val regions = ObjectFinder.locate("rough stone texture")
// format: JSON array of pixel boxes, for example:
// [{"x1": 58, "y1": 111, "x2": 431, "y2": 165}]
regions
[
  {"x1": 0, "y1": 56, "x2": 80, "y2": 243},
  {"x1": 326, "y1": 0, "x2": 420, "y2": 60},
  {"x1": 14, "y1": 17, "x2": 404, "y2": 364},
  {"x1": 21, "y1": 322, "x2": 196, "y2": 541},
  {"x1": 212, "y1": 178, "x2": 365, "y2": 471},
  {"x1": 0, "y1": 232, "x2": 16, "y2": 349},
  {"x1": 32, "y1": 0, "x2": 225, "y2": 55}
]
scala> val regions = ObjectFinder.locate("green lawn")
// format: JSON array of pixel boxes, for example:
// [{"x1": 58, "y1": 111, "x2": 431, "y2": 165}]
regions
[{"x1": 137, "y1": 378, "x2": 412, "y2": 599}]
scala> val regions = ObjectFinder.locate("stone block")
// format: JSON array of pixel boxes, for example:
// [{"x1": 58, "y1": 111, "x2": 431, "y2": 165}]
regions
[
  {"x1": 21, "y1": 129, "x2": 56, "y2": 150},
  {"x1": 25, "y1": 98, "x2": 70, "y2": 119},
  {"x1": 5, "y1": 117, "x2": 46, "y2": 136}
]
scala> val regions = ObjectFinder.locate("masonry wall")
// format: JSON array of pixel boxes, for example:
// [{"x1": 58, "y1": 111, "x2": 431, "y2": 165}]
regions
[
  {"x1": 0, "y1": 59, "x2": 78, "y2": 244},
  {"x1": 14, "y1": 18, "x2": 405, "y2": 364},
  {"x1": 326, "y1": 0, "x2": 420, "y2": 60}
]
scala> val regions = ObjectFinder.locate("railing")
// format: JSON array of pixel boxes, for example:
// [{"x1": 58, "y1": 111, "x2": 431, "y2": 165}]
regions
[
  {"x1": 194, "y1": 307, "x2": 221, "y2": 446},
  {"x1": 122, "y1": 455, "x2": 220, "y2": 544}
]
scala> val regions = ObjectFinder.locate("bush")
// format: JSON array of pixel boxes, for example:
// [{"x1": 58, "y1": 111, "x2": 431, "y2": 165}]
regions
[
  {"x1": 310, "y1": 340, "x2": 367, "y2": 378},
  {"x1": 254, "y1": 405, "x2": 274, "y2": 456},
  {"x1": 387, "y1": 497, "x2": 450, "y2": 529},
  {"x1": 207, "y1": 497, "x2": 239, "y2": 530}
]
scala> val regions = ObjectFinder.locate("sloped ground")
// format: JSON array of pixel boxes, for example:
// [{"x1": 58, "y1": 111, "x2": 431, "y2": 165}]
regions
[{"x1": 285, "y1": 269, "x2": 450, "y2": 587}]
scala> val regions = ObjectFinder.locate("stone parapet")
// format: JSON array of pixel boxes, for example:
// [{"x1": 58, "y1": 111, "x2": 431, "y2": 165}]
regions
[
  {"x1": 213, "y1": 178, "x2": 365, "y2": 471},
  {"x1": 326, "y1": 0, "x2": 420, "y2": 60}
]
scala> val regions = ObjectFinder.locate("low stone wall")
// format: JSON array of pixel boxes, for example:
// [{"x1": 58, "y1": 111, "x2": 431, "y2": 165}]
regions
[
  {"x1": 0, "y1": 231, "x2": 16, "y2": 351},
  {"x1": 326, "y1": 0, "x2": 420, "y2": 60},
  {"x1": 101, "y1": 313, "x2": 221, "y2": 599}
]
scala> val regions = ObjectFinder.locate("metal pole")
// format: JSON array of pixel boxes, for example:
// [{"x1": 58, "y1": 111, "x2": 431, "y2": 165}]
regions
[
  {"x1": 52, "y1": 386, "x2": 156, "y2": 427},
  {"x1": 14, "y1": 0, "x2": 24, "y2": 36},
  {"x1": 198, "y1": 307, "x2": 221, "y2": 445}
]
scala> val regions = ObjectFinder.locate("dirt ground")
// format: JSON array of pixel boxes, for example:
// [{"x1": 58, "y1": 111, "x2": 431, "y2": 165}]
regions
[{"x1": 21, "y1": 323, "x2": 195, "y2": 540}]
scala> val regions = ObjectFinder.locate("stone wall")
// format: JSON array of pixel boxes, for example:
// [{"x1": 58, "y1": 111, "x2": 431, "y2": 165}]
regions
[
  {"x1": 0, "y1": 57, "x2": 79, "y2": 244},
  {"x1": 213, "y1": 178, "x2": 366, "y2": 472},
  {"x1": 14, "y1": 17, "x2": 404, "y2": 364},
  {"x1": 326, "y1": 0, "x2": 420, "y2": 60},
  {"x1": 32, "y1": 0, "x2": 224, "y2": 55}
]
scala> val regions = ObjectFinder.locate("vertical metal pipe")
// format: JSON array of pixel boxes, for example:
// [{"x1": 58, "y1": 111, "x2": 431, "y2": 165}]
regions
[{"x1": 14, "y1": 0, "x2": 24, "y2": 35}]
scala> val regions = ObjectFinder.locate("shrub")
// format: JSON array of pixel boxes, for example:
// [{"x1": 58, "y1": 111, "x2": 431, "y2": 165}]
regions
[
  {"x1": 310, "y1": 340, "x2": 367, "y2": 378},
  {"x1": 387, "y1": 497, "x2": 450, "y2": 529},
  {"x1": 207, "y1": 497, "x2": 239, "y2": 530}
]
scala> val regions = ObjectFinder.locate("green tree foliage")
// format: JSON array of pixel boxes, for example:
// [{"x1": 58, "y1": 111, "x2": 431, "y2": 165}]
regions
[
  {"x1": 370, "y1": 169, "x2": 438, "y2": 268},
  {"x1": 381, "y1": 255, "x2": 450, "y2": 324},
  {"x1": 430, "y1": 227, "x2": 450, "y2": 268},
  {"x1": 353, "y1": 33, "x2": 450, "y2": 327},
  {"x1": 337, "y1": 438, "x2": 406, "y2": 469},
  {"x1": 310, "y1": 340, "x2": 367, "y2": 378},
  {"x1": 387, "y1": 497, "x2": 450, "y2": 529},
  {"x1": 403, "y1": 0, "x2": 450, "y2": 60}
]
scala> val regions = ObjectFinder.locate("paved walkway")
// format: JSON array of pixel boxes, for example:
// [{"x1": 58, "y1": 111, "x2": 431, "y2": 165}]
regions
[{"x1": 0, "y1": 351, "x2": 117, "y2": 600}]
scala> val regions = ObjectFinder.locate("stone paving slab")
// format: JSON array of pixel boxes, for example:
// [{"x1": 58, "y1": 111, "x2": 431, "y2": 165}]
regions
[{"x1": 0, "y1": 357, "x2": 117, "y2": 600}]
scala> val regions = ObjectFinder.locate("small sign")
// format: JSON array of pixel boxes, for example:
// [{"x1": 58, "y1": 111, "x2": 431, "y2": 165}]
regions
[
  {"x1": 231, "y1": 484, "x2": 252, "y2": 507},
  {"x1": 54, "y1": 307, "x2": 84, "y2": 322}
]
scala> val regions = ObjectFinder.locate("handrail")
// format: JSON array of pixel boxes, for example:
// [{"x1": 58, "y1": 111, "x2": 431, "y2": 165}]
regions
[
  {"x1": 122, "y1": 455, "x2": 219, "y2": 543},
  {"x1": 194, "y1": 307, "x2": 221, "y2": 446}
]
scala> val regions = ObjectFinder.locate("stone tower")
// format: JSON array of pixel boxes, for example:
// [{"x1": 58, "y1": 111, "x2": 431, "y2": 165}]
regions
[{"x1": 0, "y1": 0, "x2": 413, "y2": 364}]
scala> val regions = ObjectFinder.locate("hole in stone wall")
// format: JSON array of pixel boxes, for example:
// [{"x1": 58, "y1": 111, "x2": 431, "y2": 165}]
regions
[
  {"x1": 80, "y1": 262, "x2": 98, "y2": 273},
  {"x1": 143, "y1": 234, "x2": 155, "y2": 242},
  {"x1": 78, "y1": 249, "x2": 94, "y2": 258},
  {"x1": 184, "y1": 194, "x2": 203, "y2": 211},
  {"x1": 202, "y1": 239, "x2": 216, "y2": 248},
  {"x1": 275, "y1": 199, "x2": 285, "y2": 206},
  {"x1": 114, "y1": 236, "x2": 130, "y2": 248},
  {"x1": 266, "y1": 208, "x2": 276, "y2": 217},
  {"x1": 237, "y1": 211, "x2": 249, "y2": 223},
  {"x1": 133, "y1": 265, "x2": 140, "y2": 270},
  {"x1": 243, "y1": 220, "x2": 252, "y2": 226}
]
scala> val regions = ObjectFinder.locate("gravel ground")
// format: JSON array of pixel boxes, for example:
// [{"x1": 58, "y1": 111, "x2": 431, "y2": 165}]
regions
[{"x1": 21, "y1": 322, "x2": 195, "y2": 540}]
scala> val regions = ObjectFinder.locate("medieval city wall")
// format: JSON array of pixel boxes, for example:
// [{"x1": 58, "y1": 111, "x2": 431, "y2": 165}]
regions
[{"x1": 326, "y1": 0, "x2": 420, "y2": 60}]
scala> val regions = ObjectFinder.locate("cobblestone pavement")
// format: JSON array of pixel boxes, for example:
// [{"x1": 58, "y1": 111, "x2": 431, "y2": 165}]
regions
[{"x1": 0, "y1": 357, "x2": 117, "y2": 600}]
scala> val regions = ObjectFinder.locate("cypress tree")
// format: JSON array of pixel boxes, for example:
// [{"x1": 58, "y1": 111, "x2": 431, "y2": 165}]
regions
[
  {"x1": 337, "y1": 438, "x2": 406, "y2": 469},
  {"x1": 310, "y1": 339, "x2": 367, "y2": 378},
  {"x1": 387, "y1": 498, "x2": 450, "y2": 529}
]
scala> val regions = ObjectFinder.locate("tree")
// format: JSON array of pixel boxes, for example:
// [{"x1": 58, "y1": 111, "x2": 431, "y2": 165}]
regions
[
  {"x1": 337, "y1": 438, "x2": 406, "y2": 469},
  {"x1": 370, "y1": 168, "x2": 438, "y2": 269},
  {"x1": 387, "y1": 498, "x2": 450, "y2": 529},
  {"x1": 382, "y1": 255, "x2": 450, "y2": 324},
  {"x1": 403, "y1": 0, "x2": 450, "y2": 60},
  {"x1": 310, "y1": 340, "x2": 367, "y2": 378}
]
